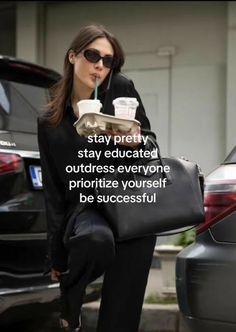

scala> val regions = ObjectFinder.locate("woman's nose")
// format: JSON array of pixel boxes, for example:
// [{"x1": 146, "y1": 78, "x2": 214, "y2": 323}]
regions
[{"x1": 95, "y1": 59, "x2": 103, "y2": 69}]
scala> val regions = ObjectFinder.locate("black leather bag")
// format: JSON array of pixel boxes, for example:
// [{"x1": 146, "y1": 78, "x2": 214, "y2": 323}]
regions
[{"x1": 96, "y1": 138, "x2": 205, "y2": 241}]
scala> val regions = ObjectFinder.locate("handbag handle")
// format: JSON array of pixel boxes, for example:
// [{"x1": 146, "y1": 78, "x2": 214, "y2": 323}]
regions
[{"x1": 138, "y1": 136, "x2": 172, "y2": 183}]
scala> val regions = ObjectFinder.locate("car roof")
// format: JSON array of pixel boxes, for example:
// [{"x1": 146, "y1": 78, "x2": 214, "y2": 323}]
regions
[
  {"x1": 224, "y1": 146, "x2": 236, "y2": 164},
  {"x1": 0, "y1": 55, "x2": 61, "y2": 88}
]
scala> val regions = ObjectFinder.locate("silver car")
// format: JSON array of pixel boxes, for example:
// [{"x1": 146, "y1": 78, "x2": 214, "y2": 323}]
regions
[{"x1": 176, "y1": 146, "x2": 236, "y2": 332}]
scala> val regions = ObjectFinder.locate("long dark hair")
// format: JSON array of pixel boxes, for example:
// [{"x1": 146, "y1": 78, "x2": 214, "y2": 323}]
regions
[{"x1": 46, "y1": 24, "x2": 125, "y2": 125}]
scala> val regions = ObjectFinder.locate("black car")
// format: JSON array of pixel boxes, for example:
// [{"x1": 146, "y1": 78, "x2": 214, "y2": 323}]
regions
[
  {"x1": 176, "y1": 146, "x2": 236, "y2": 332},
  {"x1": 0, "y1": 55, "x2": 101, "y2": 325}
]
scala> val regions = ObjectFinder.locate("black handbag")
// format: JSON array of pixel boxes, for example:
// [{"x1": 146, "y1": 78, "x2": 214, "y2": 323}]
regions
[{"x1": 95, "y1": 138, "x2": 205, "y2": 241}]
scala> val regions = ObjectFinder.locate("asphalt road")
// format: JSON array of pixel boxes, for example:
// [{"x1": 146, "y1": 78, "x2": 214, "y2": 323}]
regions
[
  {"x1": 0, "y1": 316, "x2": 60, "y2": 332},
  {"x1": 0, "y1": 309, "x2": 61, "y2": 332}
]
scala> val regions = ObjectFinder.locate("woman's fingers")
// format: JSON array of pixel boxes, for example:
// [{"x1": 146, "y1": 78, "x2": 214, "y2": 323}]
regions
[{"x1": 51, "y1": 269, "x2": 61, "y2": 281}]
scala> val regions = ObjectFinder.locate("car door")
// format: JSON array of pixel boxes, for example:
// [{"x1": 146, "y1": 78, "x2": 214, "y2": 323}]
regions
[{"x1": 0, "y1": 79, "x2": 49, "y2": 292}]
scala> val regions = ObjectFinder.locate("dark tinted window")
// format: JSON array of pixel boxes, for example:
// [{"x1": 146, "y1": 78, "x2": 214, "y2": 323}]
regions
[
  {"x1": 0, "y1": 80, "x2": 49, "y2": 133},
  {"x1": 0, "y1": 6, "x2": 16, "y2": 56}
]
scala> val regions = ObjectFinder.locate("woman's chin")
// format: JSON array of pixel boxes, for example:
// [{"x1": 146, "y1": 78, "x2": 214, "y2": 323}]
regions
[{"x1": 86, "y1": 80, "x2": 96, "y2": 91}]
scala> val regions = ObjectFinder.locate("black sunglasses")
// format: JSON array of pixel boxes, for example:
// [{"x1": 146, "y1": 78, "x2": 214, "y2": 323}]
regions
[{"x1": 83, "y1": 48, "x2": 117, "y2": 69}]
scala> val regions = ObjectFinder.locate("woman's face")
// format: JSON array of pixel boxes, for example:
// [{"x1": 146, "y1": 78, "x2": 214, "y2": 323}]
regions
[{"x1": 69, "y1": 37, "x2": 114, "y2": 96}]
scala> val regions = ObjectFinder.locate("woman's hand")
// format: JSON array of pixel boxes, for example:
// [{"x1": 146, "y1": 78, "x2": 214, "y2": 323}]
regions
[
  {"x1": 106, "y1": 126, "x2": 142, "y2": 149},
  {"x1": 51, "y1": 268, "x2": 62, "y2": 281}
]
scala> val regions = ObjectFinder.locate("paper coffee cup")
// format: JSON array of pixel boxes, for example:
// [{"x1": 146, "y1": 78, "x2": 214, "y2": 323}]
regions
[
  {"x1": 76, "y1": 99, "x2": 102, "y2": 119},
  {"x1": 112, "y1": 97, "x2": 139, "y2": 119}
]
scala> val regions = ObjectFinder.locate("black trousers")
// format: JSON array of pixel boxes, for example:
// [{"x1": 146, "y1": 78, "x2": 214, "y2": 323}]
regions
[{"x1": 59, "y1": 208, "x2": 156, "y2": 332}]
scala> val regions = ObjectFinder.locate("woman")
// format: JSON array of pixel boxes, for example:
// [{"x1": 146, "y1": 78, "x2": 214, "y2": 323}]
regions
[{"x1": 38, "y1": 24, "x2": 157, "y2": 332}]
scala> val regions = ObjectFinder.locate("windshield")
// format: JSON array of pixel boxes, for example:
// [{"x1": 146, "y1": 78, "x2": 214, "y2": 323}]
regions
[{"x1": 0, "y1": 79, "x2": 49, "y2": 133}]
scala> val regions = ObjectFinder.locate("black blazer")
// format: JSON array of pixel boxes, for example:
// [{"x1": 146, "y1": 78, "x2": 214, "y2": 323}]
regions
[{"x1": 38, "y1": 72, "x2": 156, "y2": 272}]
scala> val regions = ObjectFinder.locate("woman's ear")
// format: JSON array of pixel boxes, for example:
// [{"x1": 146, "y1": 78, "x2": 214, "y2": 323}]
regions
[{"x1": 68, "y1": 51, "x2": 75, "y2": 64}]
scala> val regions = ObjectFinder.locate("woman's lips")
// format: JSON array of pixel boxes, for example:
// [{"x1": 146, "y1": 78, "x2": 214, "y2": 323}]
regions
[{"x1": 91, "y1": 74, "x2": 101, "y2": 81}]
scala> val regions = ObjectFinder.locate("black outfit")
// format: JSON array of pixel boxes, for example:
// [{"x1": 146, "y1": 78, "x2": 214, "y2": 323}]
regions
[{"x1": 38, "y1": 73, "x2": 157, "y2": 331}]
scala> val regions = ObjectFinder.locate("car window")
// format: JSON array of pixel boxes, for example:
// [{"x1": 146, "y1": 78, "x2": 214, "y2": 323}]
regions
[
  {"x1": 0, "y1": 79, "x2": 49, "y2": 133},
  {"x1": 0, "y1": 82, "x2": 10, "y2": 114}
]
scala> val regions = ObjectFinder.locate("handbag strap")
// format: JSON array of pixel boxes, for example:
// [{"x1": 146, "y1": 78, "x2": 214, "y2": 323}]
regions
[{"x1": 139, "y1": 135, "x2": 172, "y2": 183}]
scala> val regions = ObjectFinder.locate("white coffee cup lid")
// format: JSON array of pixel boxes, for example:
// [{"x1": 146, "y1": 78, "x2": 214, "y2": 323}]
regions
[
  {"x1": 112, "y1": 97, "x2": 139, "y2": 107},
  {"x1": 77, "y1": 99, "x2": 102, "y2": 107}
]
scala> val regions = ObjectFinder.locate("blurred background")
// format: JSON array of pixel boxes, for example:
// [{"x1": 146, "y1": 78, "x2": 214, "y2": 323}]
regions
[{"x1": 1, "y1": 0, "x2": 235, "y2": 176}]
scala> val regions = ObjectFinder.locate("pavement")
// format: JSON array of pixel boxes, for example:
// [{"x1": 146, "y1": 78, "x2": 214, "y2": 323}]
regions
[
  {"x1": 0, "y1": 250, "x2": 191, "y2": 332},
  {"x1": 81, "y1": 266, "x2": 191, "y2": 332},
  {"x1": 82, "y1": 301, "x2": 185, "y2": 332},
  {"x1": 14, "y1": 247, "x2": 189, "y2": 332},
  {"x1": 145, "y1": 267, "x2": 163, "y2": 298}
]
